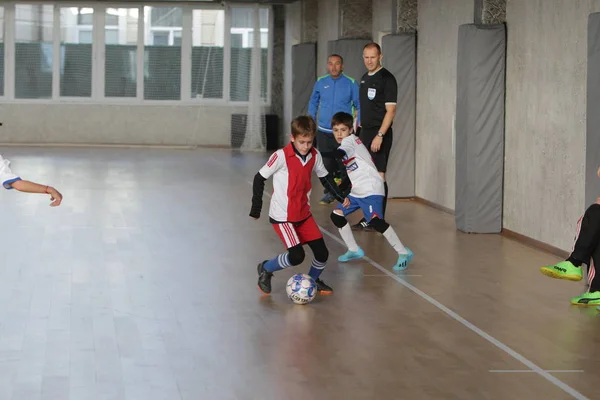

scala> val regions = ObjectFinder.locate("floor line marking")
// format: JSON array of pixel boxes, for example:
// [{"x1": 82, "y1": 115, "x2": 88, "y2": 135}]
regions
[{"x1": 489, "y1": 370, "x2": 584, "y2": 373}]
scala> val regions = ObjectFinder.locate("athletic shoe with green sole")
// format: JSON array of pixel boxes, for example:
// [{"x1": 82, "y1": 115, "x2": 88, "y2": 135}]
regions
[
  {"x1": 571, "y1": 291, "x2": 600, "y2": 306},
  {"x1": 540, "y1": 260, "x2": 583, "y2": 282}
]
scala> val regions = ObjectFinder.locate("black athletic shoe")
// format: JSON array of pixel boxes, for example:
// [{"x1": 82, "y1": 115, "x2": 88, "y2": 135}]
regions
[
  {"x1": 315, "y1": 278, "x2": 333, "y2": 295},
  {"x1": 257, "y1": 261, "x2": 273, "y2": 294},
  {"x1": 351, "y1": 219, "x2": 375, "y2": 232}
]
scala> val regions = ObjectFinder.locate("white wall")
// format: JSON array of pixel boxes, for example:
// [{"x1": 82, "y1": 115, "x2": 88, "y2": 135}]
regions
[
  {"x1": 0, "y1": 104, "x2": 251, "y2": 146},
  {"x1": 284, "y1": 1, "x2": 301, "y2": 134},
  {"x1": 504, "y1": 0, "x2": 600, "y2": 250},
  {"x1": 415, "y1": 0, "x2": 473, "y2": 211},
  {"x1": 372, "y1": 0, "x2": 393, "y2": 43},
  {"x1": 317, "y1": 0, "x2": 338, "y2": 76}
]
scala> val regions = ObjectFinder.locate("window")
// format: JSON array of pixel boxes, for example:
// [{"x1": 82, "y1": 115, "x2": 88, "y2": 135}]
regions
[
  {"x1": 191, "y1": 9, "x2": 224, "y2": 99},
  {"x1": 229, "y1": 7, "x2": 269, "y2": 102},
  {"x1": 144, "y1": 6, "x2": 182, "y2": 100},
  {"x1": 105, "y1": 8, "x2": 138, "y2": 98},
  {"x1": 15, "y1": 4, "x2": 54, "y2": 99},
  {"x1": 4, "y1": 4, "x2": 271, "y2": 104},
  {"x1": 60, "y1": 7, "x2": 92, "y2": 97}
]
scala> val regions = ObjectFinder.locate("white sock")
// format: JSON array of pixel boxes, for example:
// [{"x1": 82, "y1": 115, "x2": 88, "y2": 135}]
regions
[
  {"x1": 339, "y1": 223, "x2": 359, "y2": 252},
  {"x1": 383, "y1": 226, "x2": 408, "y2": 255}
]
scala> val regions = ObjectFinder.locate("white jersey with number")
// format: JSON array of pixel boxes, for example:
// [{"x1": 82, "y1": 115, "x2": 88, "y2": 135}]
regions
[
  {"x1": 0, "y1": 155, "x2": 21, "y2": 190},
  {"x1": 339, "y1": 135, "x2": 384, "y2": 198}
]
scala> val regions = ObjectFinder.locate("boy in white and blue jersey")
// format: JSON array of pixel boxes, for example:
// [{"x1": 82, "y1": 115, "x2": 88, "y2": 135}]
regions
[{"x1": 329, "y1": 112, "x2": 413, "y2": 271}]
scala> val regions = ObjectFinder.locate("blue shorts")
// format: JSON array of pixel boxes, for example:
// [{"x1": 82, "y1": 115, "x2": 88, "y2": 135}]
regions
[{"x1": 336, "y1": 195, "x2": 384, "y2": 223}]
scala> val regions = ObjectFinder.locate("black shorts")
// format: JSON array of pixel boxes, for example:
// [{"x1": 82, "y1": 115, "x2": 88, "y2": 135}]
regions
[
  {"x1": 358, "y1": 127, "x2": 393, "y2": 173},
  {"x1": 316, "y1": 130, "x2": 338, "y2": 154}
]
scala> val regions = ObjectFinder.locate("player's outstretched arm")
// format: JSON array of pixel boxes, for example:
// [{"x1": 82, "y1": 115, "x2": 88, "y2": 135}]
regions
[
  {"x1": 250, "y1": 172, "x2": 266, "y2": 219},
  {"x1": 332, "y1": 148, "x2": 351, "y2": 195},
  {"x1": 9, "y1": 180, "x2": 63, "y2": 207},
  {"x1": 319, "y1": 174, "x2": 346, "y2": 203}
]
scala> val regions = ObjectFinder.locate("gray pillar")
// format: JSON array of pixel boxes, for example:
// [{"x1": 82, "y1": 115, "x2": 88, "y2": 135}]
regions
[
  {"x1": 393, "y1": 0, "x2": 418, "y2": 33},
  {"x1": 474, "y1": 0, "x2": 506, "y2": 24},
  {"x1": 301, "y1": 0, "x2": 319, "y2": 43},
  {"x1": 271, "y1": 5, "x2": 285, "y2": 144},
  {"x1": 339, "y1": 0, "x2": 372, "y2": 39}
]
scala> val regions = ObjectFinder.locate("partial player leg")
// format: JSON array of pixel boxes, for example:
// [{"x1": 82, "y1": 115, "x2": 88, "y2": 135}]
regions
[
  {"x1": 295, "y1": 216, "x2": 334, "y2": 294},
  {"x1": 369, "y1": 217, "x2": 413, "y2": 271},
  {"x1": 359, "y1": 194, "x2": 413, "y2": 270},
  {"x1": 305, "y1": 238, "x2": 333, "y2": 294},
  {"x1": 352, "y1": 129, "x2": 375, "y2": 231},
  {"x1": 540, "y1": 204, "x2": 600, "y2": 282},
  {"x1": 258, "y1": 223, "x2": 307, "y2": 294},
  {"x1": 376, "y1": 130, "x2": 393, "y2": 219},
  {"x1": 573, "y1": 244, "x2": 600, "y2": 306},
  {"x1": 330, "y1": 199, "x2": 364, "y2": 262}
]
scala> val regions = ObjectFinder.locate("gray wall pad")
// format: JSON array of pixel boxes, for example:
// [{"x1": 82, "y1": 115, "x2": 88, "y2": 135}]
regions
[
  {"x1": 382, "y1": 33, "x2": 416, "y2": 198},
  {"x1": 586, "y1": 13, "x2": 600, "y2": 208},
  {"x1": 292, "y1": 43, "x2": 316, "y2": 118},
  {"x1": 327, "y1": 39, "x2": 370, "y2": 85},
  {"x1": 455, "y1": 24, "x2": 506, "y2": 233}
]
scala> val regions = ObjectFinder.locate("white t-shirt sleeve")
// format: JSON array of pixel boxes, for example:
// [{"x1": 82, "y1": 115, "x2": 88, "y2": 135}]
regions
[
  {"x1": 0, "y1": 156, "x2": 21, "y2": 190},
  {"x1": 339, "y1": 136, "x2": 356, "y2": 160},
  {"x1": 313, "y1": 150, "x2": 329, "y2": 178},
  {"x1": 258, "y1": 150, "x2": 284, "y2": 179}
]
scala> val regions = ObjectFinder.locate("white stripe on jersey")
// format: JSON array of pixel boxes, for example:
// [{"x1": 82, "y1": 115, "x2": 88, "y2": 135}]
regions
[
  {"x1": 258, "y1": 145, "x2": 328, "y2": 222},
  {"x1": 339, "y1": 135, "x2": 385, "y2": 198}
]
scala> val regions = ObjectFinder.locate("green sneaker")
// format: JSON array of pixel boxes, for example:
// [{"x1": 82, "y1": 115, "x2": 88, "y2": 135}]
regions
[
  {"x1": 571, "y1": 291, "x2": 600, "y2": 306},
  {"x1": 540, "y1": 260, "x2": 583, "y2": 282}
]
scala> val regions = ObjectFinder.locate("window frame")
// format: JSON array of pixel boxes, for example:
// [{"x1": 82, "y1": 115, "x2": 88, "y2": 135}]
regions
[
  {"x1": 0, "y1": 1, "x2": 272, "y2": 106},
  {"x1": 227, "y1": 3, "x2": 272, "y2": 106}
]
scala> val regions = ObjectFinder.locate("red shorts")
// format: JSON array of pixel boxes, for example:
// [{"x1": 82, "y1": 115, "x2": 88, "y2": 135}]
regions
[{"x1": 272, "y1": 216, "x2": 323, "y2": 249}]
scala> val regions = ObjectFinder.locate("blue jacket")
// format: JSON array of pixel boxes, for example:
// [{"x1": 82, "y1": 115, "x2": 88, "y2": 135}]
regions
[{"x1": 308, "y1": 73, "x2": 360, "y2": 134}]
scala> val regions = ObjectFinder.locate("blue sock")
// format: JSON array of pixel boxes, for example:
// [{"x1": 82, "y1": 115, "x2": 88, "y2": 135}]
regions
[
  {"x1": 308, "y1": 258, "x2": 326, "y2": 280},
  {"x1": 264, "y1": 252, "x2": 291, "y2": 273}
]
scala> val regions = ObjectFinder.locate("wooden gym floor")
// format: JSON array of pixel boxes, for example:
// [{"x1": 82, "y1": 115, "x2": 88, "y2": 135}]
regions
[{"x1": 0, "y1": 146, "x2": 597, "y2": 400}]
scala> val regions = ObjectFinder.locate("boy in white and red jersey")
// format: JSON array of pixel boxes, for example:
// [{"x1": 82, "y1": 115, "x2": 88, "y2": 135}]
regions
[
  {"x1": 0, "y1": 154, "x2": 63, "y2": 206},
  {"x1": 249, "y1": 116, "x2": 349, "y2": 295},
  {"x1": 329, "y1": 112, "x2": 413, "y2": 271}
]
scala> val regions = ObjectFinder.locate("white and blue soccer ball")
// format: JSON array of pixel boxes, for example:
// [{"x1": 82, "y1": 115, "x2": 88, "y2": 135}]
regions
[{"x1": 286, "y1": 273, "x2": 317, "y2": 305}]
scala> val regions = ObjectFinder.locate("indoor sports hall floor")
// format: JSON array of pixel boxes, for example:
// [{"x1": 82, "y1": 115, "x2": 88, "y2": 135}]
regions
[{"x1": 0, "y1": 146, "x2": 597, "y2": 400}]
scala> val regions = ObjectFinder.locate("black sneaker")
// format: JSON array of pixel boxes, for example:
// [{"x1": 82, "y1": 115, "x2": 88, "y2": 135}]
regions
[
  {"x1": 315, "y1": 278, "x2": 333, "y2": 295},
  {"x1": 257, "y1": 261, "x2": 273, "y2": 294},
  {"x1": 351, "y1": 219, "x2": 375, "y2": 232}
]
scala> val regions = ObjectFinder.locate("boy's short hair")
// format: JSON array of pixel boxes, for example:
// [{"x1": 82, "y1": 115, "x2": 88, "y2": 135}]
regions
[
  {"x1": 331, "y1": 112, "x2": 354, "y2": 130},
  {"x1": 291, "y1": 115, "x2": 317, "y2": 138}
]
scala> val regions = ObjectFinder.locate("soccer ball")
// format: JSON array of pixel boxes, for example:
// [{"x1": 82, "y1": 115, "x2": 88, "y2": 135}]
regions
[{"x1": 286, "y1": 274, "x2": 317, "y2": 305}]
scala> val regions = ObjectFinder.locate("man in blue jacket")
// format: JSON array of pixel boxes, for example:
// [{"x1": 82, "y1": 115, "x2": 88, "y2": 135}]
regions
[{"x1": 308, "y1": 54, "x2": 360, "y2": 204}]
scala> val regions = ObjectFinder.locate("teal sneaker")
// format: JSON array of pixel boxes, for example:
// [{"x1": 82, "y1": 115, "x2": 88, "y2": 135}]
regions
[
  {"x1": 393, "y1": 248, "x2": 414, "y2": 271},
  {"x1": 540, "y1": 260, "x2": 583, "y2": 282},
  {"x1": 338, "y1": 247, "x2": 365, "y2": 262},
  {"x1": 571, "y1": 291, "x2": 600, "y2": 306}
]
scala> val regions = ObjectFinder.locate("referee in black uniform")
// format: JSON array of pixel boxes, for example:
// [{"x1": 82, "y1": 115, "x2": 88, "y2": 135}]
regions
[{"x1": 353, "y1": 42, "x2": 398, "y2": 231}]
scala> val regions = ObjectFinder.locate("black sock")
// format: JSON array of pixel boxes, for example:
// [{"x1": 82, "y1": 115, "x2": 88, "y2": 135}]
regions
[
  {"x1": 566, "y1": 256, "x2": 583, "y2": 267},
  {"x1": 383, "y1": 182, "x2": 389, "y2": 218}
]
